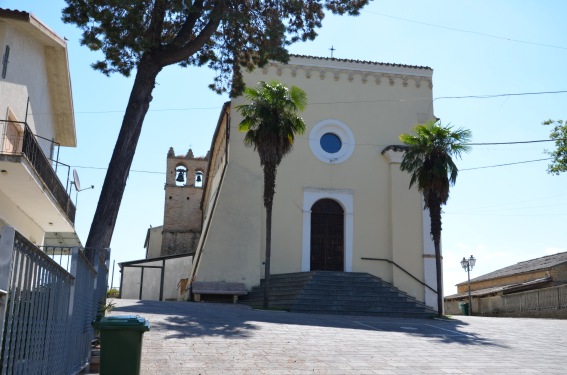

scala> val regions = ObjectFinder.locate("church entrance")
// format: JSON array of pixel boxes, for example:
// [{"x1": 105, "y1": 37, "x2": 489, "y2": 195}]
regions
[{"x1": 310, "y1": 199, "x2": 344, "y2": 271}]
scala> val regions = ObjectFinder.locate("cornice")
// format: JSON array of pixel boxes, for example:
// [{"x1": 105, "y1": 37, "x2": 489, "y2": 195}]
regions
[{"x1": 262, "y1": 60, "x2": 433, "y2": 89}]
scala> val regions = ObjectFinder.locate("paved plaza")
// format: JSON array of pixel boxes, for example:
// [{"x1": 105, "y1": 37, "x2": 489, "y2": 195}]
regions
[{"x1": 108, "y1": 299, "x2": 567, "y2": 374}]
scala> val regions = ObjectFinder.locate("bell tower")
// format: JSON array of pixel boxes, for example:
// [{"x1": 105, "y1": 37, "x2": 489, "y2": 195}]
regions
[{"x1": 161, "y1": 147, "x2": 208, "y2": 256}]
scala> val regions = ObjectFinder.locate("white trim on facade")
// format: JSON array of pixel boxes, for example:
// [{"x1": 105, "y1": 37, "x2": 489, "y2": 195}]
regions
[
  {"x1": 301, "y1": 188, "x2": 354, "y2": 272},
  {"x1": 422, "y1": 207, "x2": 438, "y2": 309},
  {"x1": 308, "y1": 119, "x2": 355, "y2": 164}
]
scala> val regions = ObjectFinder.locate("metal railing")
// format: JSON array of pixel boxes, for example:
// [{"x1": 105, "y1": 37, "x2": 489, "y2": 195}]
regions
[
  {"x1": 1, "y1": 120, "x2": 76, "y2": 224},
  {"x1": 361, "y1": 257, "x2": 437, "y2": 294},
  {"x1": 0, "y1": 226, "x2": 110, "y2": 374}
]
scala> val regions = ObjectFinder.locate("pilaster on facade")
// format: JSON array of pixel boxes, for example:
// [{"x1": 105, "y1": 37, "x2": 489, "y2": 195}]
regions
[{"x1": 381, "y1": 145, "x2": 407, "y2": 164}]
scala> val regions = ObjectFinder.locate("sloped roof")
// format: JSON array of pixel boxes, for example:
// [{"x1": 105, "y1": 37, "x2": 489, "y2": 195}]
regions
[
  {"x1": 290, "y1": 54, "x2": 431, "y2": 70},
  {"x1": 445, "y1": 276, "x2": 553, "y2": 300},
  {"x1": 457, "y1": 252, "x2": 567, "y2": 286}
]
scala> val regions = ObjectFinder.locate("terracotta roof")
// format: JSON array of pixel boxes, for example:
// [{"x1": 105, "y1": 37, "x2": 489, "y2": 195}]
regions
[
  {"x1": 457, "y1": 252, "x2": 567, "y2": 286},
  {"x1": 0, "y1": 8, "x2": 30, "y2": 21},
  {"x1": 290, "y1": 54, "x2": 432, "y2": 70}
]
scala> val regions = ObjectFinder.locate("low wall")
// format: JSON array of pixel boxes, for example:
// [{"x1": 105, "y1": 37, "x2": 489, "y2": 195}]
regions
[{"x1": 445, "y1": 284, "x2": 567, "y2": 318}]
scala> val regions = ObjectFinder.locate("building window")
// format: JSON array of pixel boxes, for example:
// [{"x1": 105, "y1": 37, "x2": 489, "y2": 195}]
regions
[
  {"x1": 309, "y1": 119, "x2": 355, "y2": 164},
  {"x1": 320, "y1": 133, "x2": 342, "y2": 154}
]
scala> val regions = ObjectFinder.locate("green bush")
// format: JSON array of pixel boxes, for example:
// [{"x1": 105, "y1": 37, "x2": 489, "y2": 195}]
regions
[{"x1": 107, "y1": 288, "x2": 119, "y2": 298}]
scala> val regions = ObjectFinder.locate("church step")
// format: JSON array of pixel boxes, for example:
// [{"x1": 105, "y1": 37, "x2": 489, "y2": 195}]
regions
[
  {"x1": 291, "y1": 303, "x2": 427, "y2": 312},
  {"x1": 244, "y1": 294, "x2": 421, "y2": 307},
  {"x1": 239, "y1": 271, "x2": 435, "y2": 318},
  {"x1": 291, "y1": 309, "x2": 434, "y2": 319}
]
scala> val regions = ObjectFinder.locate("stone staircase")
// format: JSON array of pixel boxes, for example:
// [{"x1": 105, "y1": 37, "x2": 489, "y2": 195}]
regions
[{"x1": 239, "y1": 271, "x2": 436, "y2": 318}]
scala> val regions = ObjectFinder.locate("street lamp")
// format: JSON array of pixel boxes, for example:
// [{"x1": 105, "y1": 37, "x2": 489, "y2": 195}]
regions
[{"x1": 460, "y1": 255, "x2": 476, "y2": 316}]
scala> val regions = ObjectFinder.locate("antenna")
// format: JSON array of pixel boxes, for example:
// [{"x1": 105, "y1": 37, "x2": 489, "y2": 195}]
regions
[
  {"x1": 71, "y1": 169, "x2": 94, "y2": 208},
  {"x1": 73, "y1": 169, "x2": 81, "y2": 191}
]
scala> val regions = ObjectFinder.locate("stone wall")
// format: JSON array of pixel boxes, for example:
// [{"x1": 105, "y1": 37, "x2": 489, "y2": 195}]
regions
[{"x1": 445, "y1": 284, "x2": 567, "y2": 318}]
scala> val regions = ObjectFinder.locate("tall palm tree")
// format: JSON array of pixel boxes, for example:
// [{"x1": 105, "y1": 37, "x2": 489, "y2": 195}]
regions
[
  {"x1": 399, "y1": 120, "x2": 471, "y2": 316},
  {"x1": 236, "y1": 81, "x2": 307, "y2": 308}
]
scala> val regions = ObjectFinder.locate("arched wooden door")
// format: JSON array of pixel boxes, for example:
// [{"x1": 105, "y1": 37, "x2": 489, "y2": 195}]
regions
[{"x1": 310, "y1": 199, "x2": 344, "y2": 271}]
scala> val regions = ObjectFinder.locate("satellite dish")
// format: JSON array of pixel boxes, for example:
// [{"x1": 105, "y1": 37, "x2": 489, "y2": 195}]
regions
[{"x1": 73, "y1": 169, "x2": 81, "y2": 191}]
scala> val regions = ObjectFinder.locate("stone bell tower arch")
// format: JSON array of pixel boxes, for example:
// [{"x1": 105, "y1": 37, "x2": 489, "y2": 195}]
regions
[{"x1": 161, "y1": 147, "x2": 208, "y2": 256}]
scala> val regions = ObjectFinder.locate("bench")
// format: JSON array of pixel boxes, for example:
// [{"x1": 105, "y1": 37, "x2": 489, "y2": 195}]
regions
[{"x1": 192, "y1": 281, "x2": 247, "y2": 303}]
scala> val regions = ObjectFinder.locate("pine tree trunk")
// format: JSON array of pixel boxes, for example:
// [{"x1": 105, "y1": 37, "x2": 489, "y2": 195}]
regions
[
  {"x1": 85, "y1": 56, "x2": 162, "y2": 260},
  {"x1": 263, "y1": 162, "x2": 277, "y2": 308},
  {"x1": 428, "y1": 192, "x2": 444, "y2": 317}
]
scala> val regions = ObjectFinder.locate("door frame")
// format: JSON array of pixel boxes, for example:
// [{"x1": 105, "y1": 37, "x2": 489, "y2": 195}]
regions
[{"x1": 301, "y1": 188, "x2": 353, "y2": 272}]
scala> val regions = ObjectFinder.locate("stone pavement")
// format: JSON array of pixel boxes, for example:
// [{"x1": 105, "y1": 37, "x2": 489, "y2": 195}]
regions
[{"x1": 108, "y1": 299, "x2": 567, "y2": 374}]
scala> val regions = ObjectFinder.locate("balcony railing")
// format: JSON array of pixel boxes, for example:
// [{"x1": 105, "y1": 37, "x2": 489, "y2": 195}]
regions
[{"x1": 1, "y1": 120, "x2": 76, "y2": 223}]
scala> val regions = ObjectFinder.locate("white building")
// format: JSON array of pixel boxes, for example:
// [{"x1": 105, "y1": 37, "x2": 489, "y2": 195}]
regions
[{"x1": 0, "y1": 8, "x2": 80, "y2": 247}]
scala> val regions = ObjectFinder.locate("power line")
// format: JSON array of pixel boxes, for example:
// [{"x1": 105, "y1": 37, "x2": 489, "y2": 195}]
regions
[
  {"x1": 72, "y1": 156, "x2": 554, "y2": 175},
  {"x1": 467, "y1": 139, "x2": 565, "y2": 146},
  {"x1": 229, "y1": 121, "x2": 565, "y2": 147},
  {"x1": 363, "y1": 10, "x2": 567, "y2": 51},
  {"x1": 460, "y1": 158, "x2": 552, "y2": 171},
  {"x1": 73, "y1": 106, "x2": 221, "y2": 114},
  {"x1": 72, "y1": 165, "x2": 165, "y2": 174},
  {"x1": 26, "y1": 90, "x2": 567, "y2": 116},
  {"x1": 435, "y1": 90, "x2": 567, "y2": 101}
]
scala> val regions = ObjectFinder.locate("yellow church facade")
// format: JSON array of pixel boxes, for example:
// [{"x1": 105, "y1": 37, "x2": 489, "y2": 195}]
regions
[{"x1": 190, "y1": 55, "x2": 438, "y2": 309}]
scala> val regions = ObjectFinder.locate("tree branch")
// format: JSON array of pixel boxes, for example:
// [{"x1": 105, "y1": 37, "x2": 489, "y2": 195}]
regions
[
  {"x1": 171, "y1": 0, "x2": 205, "y2": 47},
  {"x1": 156, "y1": 1, "x2": 225, "y2": 66},
  {"x1": 146, "y1": 0, "x2": 168, "y2": 47}
]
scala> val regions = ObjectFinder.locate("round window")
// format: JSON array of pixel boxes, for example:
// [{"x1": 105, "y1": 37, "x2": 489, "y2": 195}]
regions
[
  {"x1": 309, "y1": 119, "x2": 355, "y2": 164},
  {"x1": 320, "y1": 133, "x2": 342, "y2": 154}
]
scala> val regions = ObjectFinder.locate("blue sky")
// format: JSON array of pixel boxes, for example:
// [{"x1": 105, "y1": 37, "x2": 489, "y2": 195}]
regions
[{"x1": 4, "y1": 0, "x2": 566, "y2": 295}]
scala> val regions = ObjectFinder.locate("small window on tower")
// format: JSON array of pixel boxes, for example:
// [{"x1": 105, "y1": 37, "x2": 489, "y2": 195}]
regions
[
  {"x1": 175, "y1": 166, "x2": 187, "y2": 186},
  {"x1": 195, "y1": 171, "x2": 203, "y2": 188}
]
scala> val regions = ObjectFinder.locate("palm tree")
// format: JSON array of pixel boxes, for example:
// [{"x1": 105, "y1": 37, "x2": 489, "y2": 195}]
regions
[
  {"x1": 236, "y1": 80, "x2": 307, "y2": 308},
  {"x1": 399, "y1": 120, "x2": 471, "y2": 316}
]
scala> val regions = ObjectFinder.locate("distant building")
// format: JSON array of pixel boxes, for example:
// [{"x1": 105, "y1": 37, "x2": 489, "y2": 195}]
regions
[
  {"x1": 120, "y1": 148, "x2": 208, "y2": 300},
  {"x1": 445, "y1": 252, "x2": 567, "y2": 317},
  {"x1": 0, "y1": 8, "x2": 80, "y2": 247},
  {"x1": 143, "y1": 225, "x2": 163, "y2": 259}
]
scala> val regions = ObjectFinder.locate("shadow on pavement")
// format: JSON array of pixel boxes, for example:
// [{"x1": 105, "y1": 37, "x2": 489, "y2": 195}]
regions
[{"x1": 111, "y1": 299, "x2": 507, "y2": 347}]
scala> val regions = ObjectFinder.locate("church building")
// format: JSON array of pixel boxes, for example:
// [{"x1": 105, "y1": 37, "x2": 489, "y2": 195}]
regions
[{"x1": 189, "y1": 55, "x2": 439, "y2": 310}]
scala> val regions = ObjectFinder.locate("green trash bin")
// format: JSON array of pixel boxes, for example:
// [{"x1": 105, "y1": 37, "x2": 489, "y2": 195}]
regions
[
  {"x1": 92, "y1": 315, "x2": 150, "y2": 375},
  {"x1": 459, "y1": 302, "x2": 470, "y2": 315}
]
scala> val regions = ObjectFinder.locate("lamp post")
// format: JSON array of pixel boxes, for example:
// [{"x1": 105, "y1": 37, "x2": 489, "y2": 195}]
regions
[{"x1": 460, "y1": 255, "x2": 476, "y2": 316}]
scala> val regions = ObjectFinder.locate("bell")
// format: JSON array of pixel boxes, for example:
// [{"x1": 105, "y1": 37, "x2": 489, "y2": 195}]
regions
[
  {"x1": 176, "y1": 170, "x2": 185, "y2": 182},
  {"x1": 196, "y1": 174, "x2": 202, "y2": 182}
]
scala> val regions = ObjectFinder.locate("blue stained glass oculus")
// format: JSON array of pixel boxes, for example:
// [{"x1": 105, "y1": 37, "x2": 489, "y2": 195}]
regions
[{"x1": 320, "y1": 133, "x2": 342, "y2": 154}]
